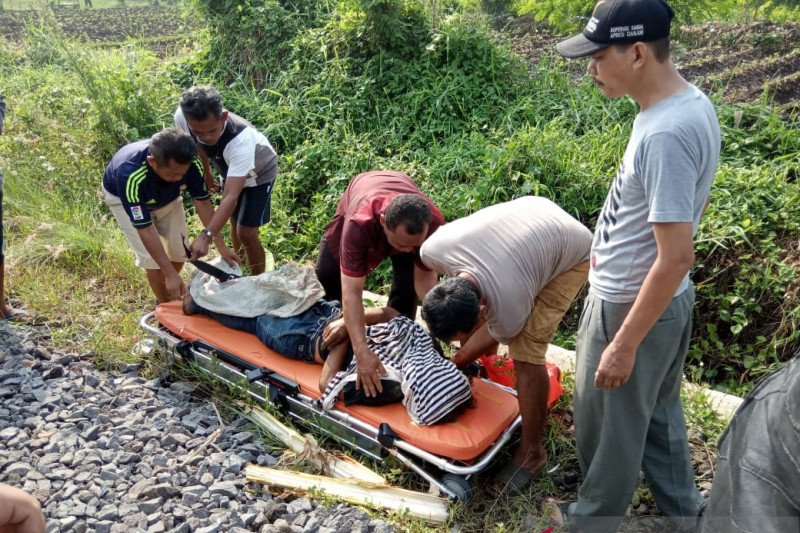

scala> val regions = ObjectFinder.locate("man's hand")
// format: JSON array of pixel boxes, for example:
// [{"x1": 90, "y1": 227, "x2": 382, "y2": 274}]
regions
[
  {"x1": 204, "y1": 174, "x2": 220, "y2": 193},
  {"x1": 164, "y1": 271, "x2": 186, "y2": 302},
  {"x1": 321, "y1": 318, "x2": 348, "y2": 348},
  {"x1": 189, "y1": 233, "x2": 211, "y2": 260},
  {"x1": 218, "y1": 244, "x2": 240, "y2": 267},
  {"x1": 355, "y1": 349, "x2": 386, "y2": 397},
  {"x1": 594, "y1": 341, "x2": 637, "y2": 390},
  {"x1": 0, "y1": 483, "x2": 46, "y2": 533}
]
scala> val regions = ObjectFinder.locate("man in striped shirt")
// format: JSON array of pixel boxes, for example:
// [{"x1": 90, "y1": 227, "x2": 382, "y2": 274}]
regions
[{"x1": 102, "y1": 127, "x2": 237, "y2": 303}]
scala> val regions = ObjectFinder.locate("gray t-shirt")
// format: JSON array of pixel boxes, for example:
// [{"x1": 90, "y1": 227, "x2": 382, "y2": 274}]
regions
[
  {"x1": 421, "y1": 196, "x2": 592, "y2": 343},
  {"x1": 589, "y1": 84, "x2": 721, "y2": 303}
]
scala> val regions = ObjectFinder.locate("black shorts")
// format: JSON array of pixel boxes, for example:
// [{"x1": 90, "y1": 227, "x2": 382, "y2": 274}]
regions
[
  {"x1": 314, "y1": 239, "x2": 418, "y2": 320},
  {"x1": 231, "y1": 181, "x2": 274, "y2": 228}
]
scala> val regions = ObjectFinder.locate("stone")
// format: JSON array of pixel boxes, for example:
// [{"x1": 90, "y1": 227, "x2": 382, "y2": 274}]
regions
[
  {"x1": 287, "y1": 497, "x2": 313, "y2": 514},
  {"x1": 139, "y1": 498, "x2": 162, "y2": 515},
  {"x1": 42, "y1": 365, "x2": 66, "y2": 380},
  {"x1": 208, "y1": 480, "x2": 238, "y2": 499},
  {"x1": 139, "y1": 483, "x2": 180, "y2": 501}
]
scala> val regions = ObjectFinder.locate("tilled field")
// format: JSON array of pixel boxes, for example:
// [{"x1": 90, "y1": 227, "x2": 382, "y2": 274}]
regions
[
  {"x1": 504, "y1": 16, "x2": 800, "y2": 114},
  {"x1": 0, "y1": 6, "x2": 197, "y2": 54}
]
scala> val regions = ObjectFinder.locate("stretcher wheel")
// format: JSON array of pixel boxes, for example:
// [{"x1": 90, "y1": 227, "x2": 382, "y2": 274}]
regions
[{"x1": 442, "y1": 474, "x2": 473, "y2": 502}]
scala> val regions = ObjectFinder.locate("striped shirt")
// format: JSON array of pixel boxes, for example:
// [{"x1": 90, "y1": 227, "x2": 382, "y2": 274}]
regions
[
  {"x1": 102, "y1": 139, "x2": 208, "y2": 228},
  {"x1": 321, "y1": 316, "x2": 473, "y2": 426}
]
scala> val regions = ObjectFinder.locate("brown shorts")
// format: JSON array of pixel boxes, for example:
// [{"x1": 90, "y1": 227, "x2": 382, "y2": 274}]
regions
[
  {"x1": 104, "y1": 186, "x2": 188, "y2": 270},
  {"x1": 508, "y1": 261, "x2": 589, "y2": 365}
]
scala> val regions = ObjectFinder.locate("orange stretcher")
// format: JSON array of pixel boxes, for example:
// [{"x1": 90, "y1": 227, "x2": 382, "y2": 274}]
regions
[{"x1": 141, "y1": 302, "x2": 523, "y2": 501}]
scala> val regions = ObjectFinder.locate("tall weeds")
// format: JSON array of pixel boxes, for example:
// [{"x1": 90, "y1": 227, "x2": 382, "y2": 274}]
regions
[{"x1": 2, "y1": 1, "x2": 799, "y2": 391}]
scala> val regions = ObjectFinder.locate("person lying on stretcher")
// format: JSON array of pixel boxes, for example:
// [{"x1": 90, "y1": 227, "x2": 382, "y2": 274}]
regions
[{"x1": 181, "y1": 268, "x2": 473, "y2": 426}]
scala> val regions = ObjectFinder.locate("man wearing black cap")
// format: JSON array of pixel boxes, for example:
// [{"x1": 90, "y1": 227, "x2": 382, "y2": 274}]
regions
[{"x1": 550, "y1": 1, "x2": 721, "y2": 532}]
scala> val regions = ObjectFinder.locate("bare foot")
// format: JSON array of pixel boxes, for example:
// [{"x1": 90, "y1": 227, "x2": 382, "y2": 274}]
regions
[
  {"x1": 0, "y1": 305, "x2": 31, "y2": 322},
  {"x1": 543, "y1": 497, "x2": 566, "y2": 528},
  {"x1": 509, "y1": 441, "x2": 548, "y2": 472},
  {"x1": 182, "y1": 291, "x2": 196, "y2": 316},
  {"x1": 489, "y1": 458, "x2": 546, "y2": 494}
]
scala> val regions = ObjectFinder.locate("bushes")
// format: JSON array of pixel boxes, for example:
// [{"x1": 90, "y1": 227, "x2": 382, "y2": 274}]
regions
[
  {"x1": 691, "y1": 110, "x2": 800, "y2": 389},
  {"x1": 172, "y1": 0, "x2": 800, "y2": 392},
  {"x1": 2, "y1": 1, "x2": 799, "y2": 390}
]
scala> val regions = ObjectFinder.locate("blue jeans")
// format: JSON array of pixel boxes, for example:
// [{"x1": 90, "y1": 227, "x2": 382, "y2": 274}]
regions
[{"x1": 190, "y1": 299, "x2": 341, "y2": 363}]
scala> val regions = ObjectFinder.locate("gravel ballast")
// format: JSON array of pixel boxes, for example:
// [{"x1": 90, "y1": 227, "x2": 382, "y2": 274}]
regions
[{"x1": 0, "y1": 322, "x2": 393, "y2": 533}]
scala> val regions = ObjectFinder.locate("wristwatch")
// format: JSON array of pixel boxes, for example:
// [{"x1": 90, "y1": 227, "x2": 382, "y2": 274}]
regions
[{"x1": 202, "y1": 229, "x2": 213, "y2": 240}]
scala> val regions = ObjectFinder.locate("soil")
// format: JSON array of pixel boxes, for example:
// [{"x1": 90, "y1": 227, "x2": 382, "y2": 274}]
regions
[
  {"x1": 502, "y1": 15, "x2": 800, "y2": 115},
  {"x1": 0, "y1": 6, "x2": 197, "y2": 55}
]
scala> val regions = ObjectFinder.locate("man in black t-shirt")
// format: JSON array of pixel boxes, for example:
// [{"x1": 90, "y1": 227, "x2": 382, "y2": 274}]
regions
[{"x1": 102, "y1": 127, "x2": 237, "y2": 303}]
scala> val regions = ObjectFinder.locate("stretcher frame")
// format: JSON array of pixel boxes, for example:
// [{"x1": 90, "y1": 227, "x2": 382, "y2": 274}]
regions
[{"x1": 140, "y1": 311, "x2": 523, "y2": 501}]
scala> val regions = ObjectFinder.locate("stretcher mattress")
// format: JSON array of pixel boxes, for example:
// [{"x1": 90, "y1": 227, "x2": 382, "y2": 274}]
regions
[{"x1": 155, "y1": 302, "x2": 520, "y2": 462}]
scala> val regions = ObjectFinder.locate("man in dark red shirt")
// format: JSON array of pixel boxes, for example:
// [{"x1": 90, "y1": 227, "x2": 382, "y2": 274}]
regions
[{"x1": 315, "y1": 170, "x2": 444, "y2": 397}]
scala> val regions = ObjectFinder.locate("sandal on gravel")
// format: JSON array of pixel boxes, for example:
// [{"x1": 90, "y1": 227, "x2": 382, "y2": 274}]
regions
[{"x1": 489, "y1": 461, "x2": 540, "y2": 495}]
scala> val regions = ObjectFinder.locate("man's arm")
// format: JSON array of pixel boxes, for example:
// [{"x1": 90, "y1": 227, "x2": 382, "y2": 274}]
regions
[
  {"x1": 322, "y1": 306, "x2": 399, "y2": 348},
  {"x1": 189, "y1": 176, "x2": 245, "y2": 259},
  {"x1": 198, "y1": 151, "x2": 219, "y2": 193},
  {"x1": 341, "y1": 273, "x2": 385, "y2": 397},
  {"x1": 452, "y1": 322, "x2": 497, "y2": 368},
  {"x1": 193, "y1": 198, "x2": 239, "y2": 266},
  {"x1": 137, "y1": 225, "x2": 186, "y2": 300},
  {"x1": 594, "y1": 222, "x2": 695, "y2": 390},
  {"x1": 414, "y1": 264, "x2": 438, "y2": 299}
]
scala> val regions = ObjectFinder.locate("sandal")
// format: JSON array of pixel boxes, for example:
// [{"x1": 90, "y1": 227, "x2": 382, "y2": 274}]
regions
[{"x1": 489, "y1": 461, "x2": 541, "y2": 495}]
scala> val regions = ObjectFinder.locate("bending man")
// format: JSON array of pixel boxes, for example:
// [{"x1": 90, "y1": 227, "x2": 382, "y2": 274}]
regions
[
  {"x1": 421, "y1": 196, "x2": 591, "y2": 493},
  {"x1": 102, "y1": 127, "x2": 236, "y2": 303},
  {"x1": 315, "y1": 170, "x2": 444, "y2": 397}
]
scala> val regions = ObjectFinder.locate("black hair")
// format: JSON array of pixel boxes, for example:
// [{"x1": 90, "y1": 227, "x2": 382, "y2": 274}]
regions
[
  {"x1": 384, "y1": 194, "x2": 431, "y2": 235},
  {"x1": 614, "y1": 37, "x2": 670, "y2": 62},
  {"x1": 179, "y1": 85, "x2": 224, "y2": 121},
  {"x1": 421, "y1": 277, "x2": 481, "y2": 342},
  {"x1": 149, "y1": 127, "x2": 196, "y2": 166}
]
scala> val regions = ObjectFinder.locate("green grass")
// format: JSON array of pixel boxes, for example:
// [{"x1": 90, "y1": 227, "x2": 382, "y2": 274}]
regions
[{"x1": 0, "y1": 4, "x2": 795, "y2": 528}]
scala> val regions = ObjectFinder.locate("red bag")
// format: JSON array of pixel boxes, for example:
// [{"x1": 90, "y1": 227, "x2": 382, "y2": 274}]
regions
[{"x1": 478, "y1": 354, "x2": 564, "y2": 406}]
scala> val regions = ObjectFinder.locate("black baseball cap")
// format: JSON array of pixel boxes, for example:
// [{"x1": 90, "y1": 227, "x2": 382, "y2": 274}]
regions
[{"x1": 556, "y1": 0, "x2": 675, "y2": 58}]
